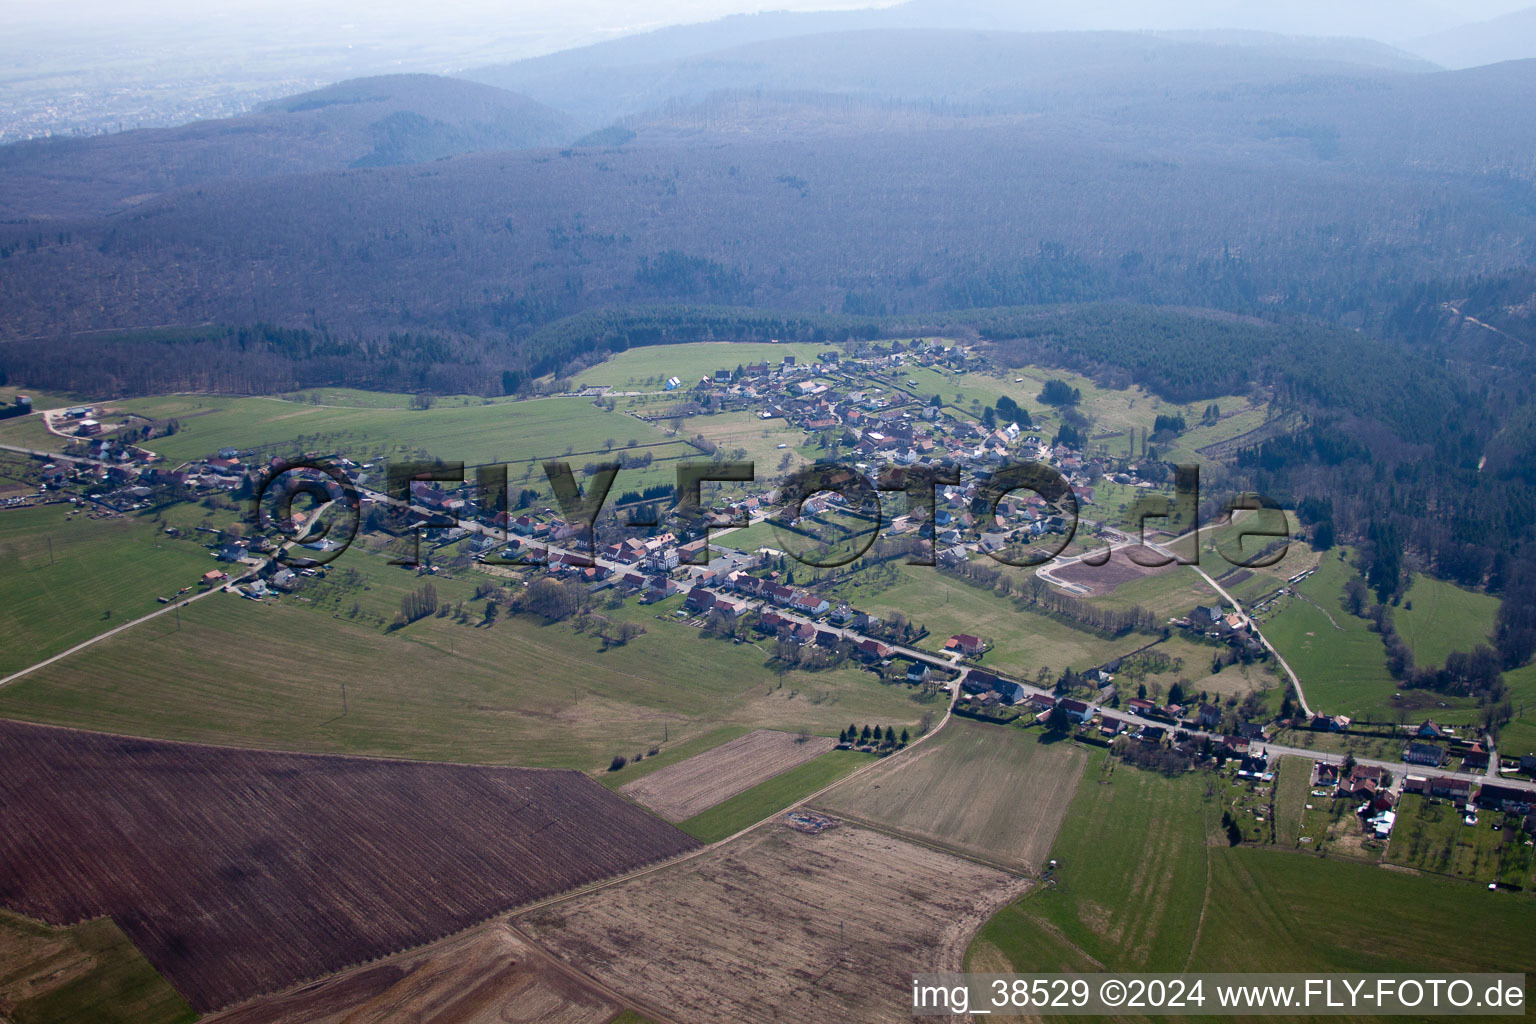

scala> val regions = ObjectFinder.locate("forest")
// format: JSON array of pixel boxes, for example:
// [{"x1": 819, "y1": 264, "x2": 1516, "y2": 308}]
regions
[{"x1": 2, "y1": 28, "x2": 1535, "y2": 667}]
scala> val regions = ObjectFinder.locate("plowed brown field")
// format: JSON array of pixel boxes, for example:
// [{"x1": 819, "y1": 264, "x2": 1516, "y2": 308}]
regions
[
  {"x1": 519, "y1": 822, "x2": 1030, "y2": 1023},
  {"x1": 0, "y1": 720, "x2": 698, "y2": 1011}
]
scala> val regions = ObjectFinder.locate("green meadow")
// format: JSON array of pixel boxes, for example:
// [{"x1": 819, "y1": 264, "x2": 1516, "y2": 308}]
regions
[
  {"x1": 1395, "y1": 572, "x2": 1500, "y2": 668},
  {"x1": 0, "y1": 505, "x2": 216, "y2": 677},
  {"x1": 971, "y1": 750, "x2": 1536, "y2": 1012},
  {"x1": 0, "y1": 910, "x2": 194, "y2": 1024},
  {"x1": 112, "y1": 393, "x2": 679, "y2": 469},
  {"x1": 968, "y1": 749, "x2": 1210, "y2": 973},
  {"x1": 1261, "y1": 551, "x2": 1399, "y2": 718},
  {"x1": 0, "y1": 544, "x2": 925, "y2": 771},
  {"x1": 572, "y1": 341, "x2": 827, "y2": 389},
  {"x1": 831, "y1": 562, "x2": 1148, "y2": 677}
]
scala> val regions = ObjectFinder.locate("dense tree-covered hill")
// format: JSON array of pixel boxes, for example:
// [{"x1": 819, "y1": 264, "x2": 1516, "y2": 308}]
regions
[{"x1": 0, "y1": 75, "x2": 573, "y2": 219}]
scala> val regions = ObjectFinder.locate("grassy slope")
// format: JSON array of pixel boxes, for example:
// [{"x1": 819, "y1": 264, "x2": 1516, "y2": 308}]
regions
[
  {"x1": 969, "y1": 749, "x2": 1209, "y2": 973},
  {"x1": 1395, "y1": 572, "x2": 1500, "y2": 668},
  {"x1": 1499, "y1": 662, "x2": 1536, "y2": 759},
  {"x1": 973, "y1": 753, "x2": 1536, "y2": 1012},
  {"x1": 572, "y1": 341, "x2": 826, "y2": 388},
  {"x1": 112, "y1": 393, "x2": 681, "y2": 470},
  {"x1": 0, "y1": 910, "x2": 194, "y2": 1024},
  {"x1": 0, "y1": 548, "x2": 926, "y2": 771},
  {"x1": 813, "y1": 717, "x2": 1086, "y2": 871},
  {"x1": 1262, "y1": 550, "x2": 1398, "y2": 718},
  {"x1": 676, "y1": 748, "x2": 871, "y2": 842},
  {"x1": 831, "y1": 563, "x2": 1140, "y2": 677},
  {"x1": 0, "y1": 506, "x2": 216, "y2": 677}
]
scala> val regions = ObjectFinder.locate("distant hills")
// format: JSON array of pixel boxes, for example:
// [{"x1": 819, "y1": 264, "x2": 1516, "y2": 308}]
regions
[
  {"x1": 1407, "y1": 6, "x2": 1536, "y2": 69},
  {"x1": 0, "y1": 28, "x2": 1534, "y2": 346},
  {"x1": 0, "y1": 75, "x2": 572, "y2": 220},
  {"x1": 465, "y1": 27, "x2": 1438, "y2": 129}
]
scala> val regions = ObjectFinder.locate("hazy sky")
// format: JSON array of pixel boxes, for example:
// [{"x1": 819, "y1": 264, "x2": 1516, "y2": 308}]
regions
[{"x1": 4, "y1": 0, "x2": 1533, "y2": 50}]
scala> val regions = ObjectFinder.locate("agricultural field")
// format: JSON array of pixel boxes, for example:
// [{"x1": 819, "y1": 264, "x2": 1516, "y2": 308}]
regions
[
  {"x1": 209, "y1": 921, "x2": 621, "y2": 1024},
  {"x1": 0, "y1": 503, "x2": 218, "y2": 678},
  {"x1": 1260, "y1": 550, "x2": 1400, "y2": 718},
  {"x1": 813, "y1": 718, "x2": 1086, "y2": 872},
  {"x1": 830, "y1": 562, "x2": 1140, "y2": 678},
  {"x1": 518, "y1": 822, "x2": 1030, "y2": 1023},
  {"x1": 1051, "y1": 545, "x2": 1177, "y2": 597},
  {"x1": 972, "y1": 750, "x2": 1536, "y2": 992},
  {"x1": 1084, "y1": 562, "x2": 1222, "y2": 619},
  {"x1": 0, "y1": 720, "x2": 700, "y2": 1011},
  {"x1": 620, "y1": 728, "x2": 836, "y2": 821},
  {"x1": 0, "y1": 909, "x2": 194, "y2": 1024},
  {"x1": 106, "y1": 393, "x2": 685, "y2": 484},
  {"x1": 685, "y1": 410, "x2": 809, "y2": 476},
  {"x1": 572, "y1": 341, "x2": 827, "y2": 390},
  {"x1": 967, "y1": 750, "x2": 1210, "y2": 974},
  {"x1": 1395, "y1": 572, "x2": 1501, "y2": 668},
  {"x1": 1273, "y1": 755, "x2": 1313, "y2": 846},
  {"x1": 1385, "y1": 794, "x2": 1535, "y2": 889},
  {"x1": 1188, "y1": 847, "x2": 1536, "y2": 975},
  {"x1": 0, "y1": 545, "x2": 925, "y2": 770},
  {"x1": 676, "y1": 748, "x2": 872, "y2": 842}
]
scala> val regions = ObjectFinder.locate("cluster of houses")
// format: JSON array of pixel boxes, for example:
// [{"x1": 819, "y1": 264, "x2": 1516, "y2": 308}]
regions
[
  {"x1": 664, "y1": 343, "x2": 1162, "y2": 552},
  {"x1": 1176, "y1": 603, "x2": 1266, "y2": 658},
  {"x1": 1317, "y1": 756, "x2": 1536, "y2": 841}
]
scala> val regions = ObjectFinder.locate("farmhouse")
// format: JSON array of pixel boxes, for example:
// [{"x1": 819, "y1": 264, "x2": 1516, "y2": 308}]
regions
[
  {"x1": 1403, "y1": 742, "x2": 1447, "y2": 767},
  {"x1": 855, "y1": 638, "x2": 893, "y2": 662},
  {"x1": 1430, "y1": 776, "x2": 1473, "y2": 800},
  {"x1": 1056, "y1": 698, "x2": 1092, "y2": 724},
  {"x1": 1461, "y1": 744, "x2": 1490, "y2": 771},
  {"x1": 944, "y1": 633, "x2": 986, "y2": 655},
  {"x1": 1477, "y1": 784, "x2": 1534, "y2": 814}
]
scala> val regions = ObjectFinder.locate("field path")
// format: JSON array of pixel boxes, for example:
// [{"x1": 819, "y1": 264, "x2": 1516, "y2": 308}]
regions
[{"x1": 0, "y1": 569, "x2": 248, "y2": 690}]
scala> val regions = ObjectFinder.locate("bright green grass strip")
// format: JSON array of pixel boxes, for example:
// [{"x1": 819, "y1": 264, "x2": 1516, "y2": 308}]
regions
[{"x1": 677, "y1": 749, "x2": 872, "y2": 842}]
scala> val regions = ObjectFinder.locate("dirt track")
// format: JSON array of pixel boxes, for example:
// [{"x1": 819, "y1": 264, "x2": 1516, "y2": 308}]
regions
[
  {"x1": 209, "y1": 922, "x2": 618, "y2": 1024},
  {"x1": 519, "y1": 822, "x2": 1030, "y2": 1023}
]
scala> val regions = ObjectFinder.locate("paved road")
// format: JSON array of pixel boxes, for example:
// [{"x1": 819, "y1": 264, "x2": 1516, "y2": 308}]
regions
[{"x1": 1190, "y1": 562, "x2": 1312, "y2": 718}]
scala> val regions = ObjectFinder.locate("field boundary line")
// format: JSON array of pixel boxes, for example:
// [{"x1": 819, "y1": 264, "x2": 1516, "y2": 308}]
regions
[
  {"x1": 0, "y1": 570, "x2": 252, "y2": 690},
  {"x1": 799, "y1": 804, "x2": 1032, "y2": 877},
  {"x1": 504, "y1": 920, "x2": 682, "y2": 1024}
]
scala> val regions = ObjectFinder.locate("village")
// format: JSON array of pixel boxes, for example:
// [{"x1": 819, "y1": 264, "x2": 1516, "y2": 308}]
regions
[{"x1": 3, "y1": 342, "x2": 1534, "y2": 879}]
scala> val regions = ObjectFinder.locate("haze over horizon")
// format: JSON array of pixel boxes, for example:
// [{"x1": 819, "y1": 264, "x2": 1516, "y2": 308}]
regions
[{"x1": 3, "y1": 0, "x2": 1536, "y2": 143}]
